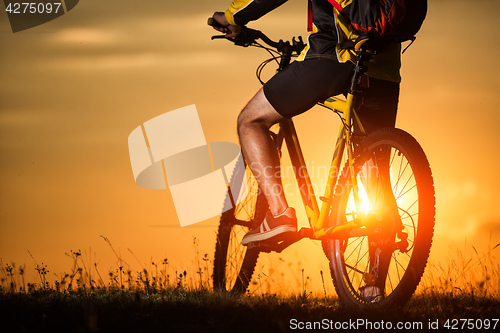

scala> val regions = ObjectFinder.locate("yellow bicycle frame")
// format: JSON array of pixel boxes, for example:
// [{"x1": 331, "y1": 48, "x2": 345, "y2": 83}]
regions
[{"x1": 280, "y1": 92, "x2": 367, "y2": 240}]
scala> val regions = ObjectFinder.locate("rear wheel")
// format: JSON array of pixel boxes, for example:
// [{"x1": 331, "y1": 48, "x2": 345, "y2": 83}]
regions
[{"x1": 324, "y1": 128, "x2": 435, "y2": 308}]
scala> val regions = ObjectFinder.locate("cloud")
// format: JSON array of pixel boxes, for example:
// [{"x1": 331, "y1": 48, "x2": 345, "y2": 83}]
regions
[{"x1": 53, "y1": 27, "x2": 119, "y2": 44}]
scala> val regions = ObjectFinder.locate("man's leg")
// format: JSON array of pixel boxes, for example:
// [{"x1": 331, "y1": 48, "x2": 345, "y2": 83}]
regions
[
  {"x1": 354, "y1": 78, "x2": 400, "y2": 134},
  {"x1": 237, "y1": 88, "x2": 288, "y2": 216},
  {"x1": 236, "y1": 58, "x2": 353, "y2": 245}
]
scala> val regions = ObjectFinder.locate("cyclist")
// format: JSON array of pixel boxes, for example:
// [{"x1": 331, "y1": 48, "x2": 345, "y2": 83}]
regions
[{"x1": 211, "y1": 0, "x2": 401, "y2": 246}]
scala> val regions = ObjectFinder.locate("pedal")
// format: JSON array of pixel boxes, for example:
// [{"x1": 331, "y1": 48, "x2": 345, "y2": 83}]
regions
[
  {"x1": 246, "y1": 228, "x2": 312, "y2": 253},
  {"x1": 247, "y1": 240, "x2": 276, "y2": 253}
]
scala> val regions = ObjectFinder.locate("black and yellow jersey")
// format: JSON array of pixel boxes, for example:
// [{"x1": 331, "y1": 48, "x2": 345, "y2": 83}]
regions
[{"x1": 224, "y1": 0, "x2": 401, "y2": 82}]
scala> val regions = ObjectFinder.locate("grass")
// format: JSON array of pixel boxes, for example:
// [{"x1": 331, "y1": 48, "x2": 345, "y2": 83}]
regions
[
  {"x1": 419, "y1": 240, "x2": 500, "y2": 298},
  {"x1": 0, "y1": 238, "x2": 499, "y2": 332},
  {"x1": 1, "y1": 288, "x2": 499, "y2": 332}
]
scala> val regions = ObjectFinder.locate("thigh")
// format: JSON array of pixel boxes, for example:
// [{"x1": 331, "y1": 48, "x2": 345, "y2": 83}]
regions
[
  {"x1": 263, "y1": 58, "x2": 354, "y2": 118},
  {"x1": 355, "y1": 78, "x2": 400, "y2": 134},
  {"x1": 238, "y1": 88, "x2": 285, "y2": 129}
]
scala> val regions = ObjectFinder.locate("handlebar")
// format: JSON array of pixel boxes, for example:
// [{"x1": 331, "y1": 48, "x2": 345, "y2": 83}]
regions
[
  {"x1": 207, "y1": 17, "x2": 379, "y2": 105},
  {"x1": 207, "y1": 17, "x2": 305, "y2": 55},
  {"x1": 208, "y1": 17, "x2": 390, "y2": 57}
]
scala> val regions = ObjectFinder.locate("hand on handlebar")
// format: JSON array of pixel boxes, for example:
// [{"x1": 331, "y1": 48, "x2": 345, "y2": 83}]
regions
[{"x1": 210, "y1": 12, "x2": 241, "y2": 38}]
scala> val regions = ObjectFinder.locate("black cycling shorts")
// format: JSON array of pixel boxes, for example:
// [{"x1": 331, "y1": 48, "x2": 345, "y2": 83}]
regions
[
  {"x1": 263, "y1": 57, "x2": 400, "y2": 134},
  {"x1": 263, "y1": 57, "x2": 354, "y2": 118}
]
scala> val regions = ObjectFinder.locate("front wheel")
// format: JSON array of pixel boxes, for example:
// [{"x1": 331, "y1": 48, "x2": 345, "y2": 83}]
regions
[
  {"x1": 213, "y1": 166, "x2": 267, "y2": 293},
  {"x1": 324, "y1": 128, "x2": 435, "y2": 309}
]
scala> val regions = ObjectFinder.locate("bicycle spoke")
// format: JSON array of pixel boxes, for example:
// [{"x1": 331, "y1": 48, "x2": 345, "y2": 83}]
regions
[
  {"x1": 396, "y1": 181, "x2": 416, "y2": 202},
  {"x1": 387, "y1": 259, "x2": 396, "y2": 293},
  {"x1": 393, "y1": 152, "x2": 408, "y2": 193},
  {"x1": 345, "y1": 237, "x2": 366, "y2": 262}
]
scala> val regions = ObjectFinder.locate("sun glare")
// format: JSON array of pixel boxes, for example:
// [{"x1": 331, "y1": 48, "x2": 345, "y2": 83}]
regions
[{"x1": 357, "y1": 180, "x2": 371, "y2": 213}]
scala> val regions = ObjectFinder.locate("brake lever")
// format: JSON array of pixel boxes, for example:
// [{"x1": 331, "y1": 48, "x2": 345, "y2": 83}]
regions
[
  {"x1": 292, "y1": 36, "x2": 305, "y2": 54},
  {"x1": 208, "y1": 17, "x2": 278, "y2": 49},
  {"x1": 211, "y1": 35, "x2": 229, "y2": 41},
  {"x1": 208, "y1": 17, "x2": 254, "y2": 46},
  {"x1": 232, "y1": 27, "x2": 258, "y2": 47}
]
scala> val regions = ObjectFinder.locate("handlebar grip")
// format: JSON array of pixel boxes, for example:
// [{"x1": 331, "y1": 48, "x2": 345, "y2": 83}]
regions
[{"x1": 207, "y1": 17, "x2": 226, "y2": 29}]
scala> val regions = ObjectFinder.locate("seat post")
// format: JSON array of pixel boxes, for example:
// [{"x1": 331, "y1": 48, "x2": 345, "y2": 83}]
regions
[{"x1": 348, "y1": 49, "x2": 372, "y2": 95}]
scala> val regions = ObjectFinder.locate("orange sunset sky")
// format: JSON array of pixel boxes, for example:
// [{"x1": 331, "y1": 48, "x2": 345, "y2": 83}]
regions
[{"x1": 1, "y1": 0, "x2": 499, "y2": 293}]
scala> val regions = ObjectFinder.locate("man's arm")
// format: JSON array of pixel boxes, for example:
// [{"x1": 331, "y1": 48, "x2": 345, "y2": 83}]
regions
[
  {"x1": 212, "y1": 0, "x2": 288, "y2": 37},
  {"x1": 226, "y1": 0, "x2": 288, "y2": 26}
]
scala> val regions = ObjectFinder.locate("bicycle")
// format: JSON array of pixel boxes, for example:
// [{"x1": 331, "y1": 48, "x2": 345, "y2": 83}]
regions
[{"x1": 209, "y1": 20, "x2": 435, "y2": 309}]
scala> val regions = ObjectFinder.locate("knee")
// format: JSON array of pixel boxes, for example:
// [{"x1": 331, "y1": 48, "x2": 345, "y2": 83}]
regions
[
  {"x1": 237, "y1": 89, "x2": 283, "y2": 136},
  {"x1": 237, "y1": 108, "x2": 267, "y2": 136}
]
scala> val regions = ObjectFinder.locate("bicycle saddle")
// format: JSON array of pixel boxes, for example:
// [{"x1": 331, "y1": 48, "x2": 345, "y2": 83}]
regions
[{"x1": 341, "y1": 32, "x2": 397, "y2": 52}]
